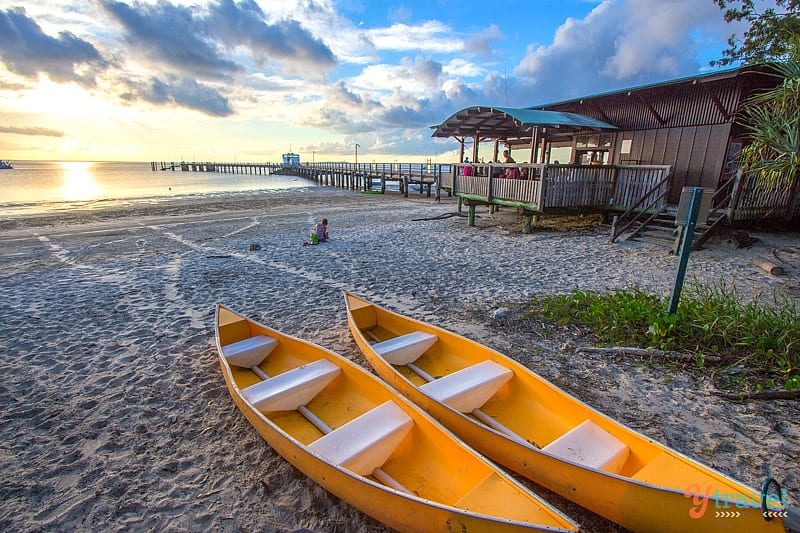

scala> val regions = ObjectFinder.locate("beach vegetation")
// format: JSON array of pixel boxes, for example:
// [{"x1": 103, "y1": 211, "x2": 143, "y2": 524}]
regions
[
  {"x1": 525, "y1": 282, "x2": 799, "y2": 392},
  {"x1": 737, "y1": 60, "x2": 800, "y2": 188},
  {"x1": 712, "y1": 1, "x2": 800, "y2": 66}
]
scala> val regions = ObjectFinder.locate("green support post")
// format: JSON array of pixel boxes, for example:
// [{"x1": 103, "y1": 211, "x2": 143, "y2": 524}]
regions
[
  {"x1": 468, "y1": 204, "x2": 476, "y2": 226},
  {"x1": 668, "y1": 187, "x2": 704, "y2": 315}
]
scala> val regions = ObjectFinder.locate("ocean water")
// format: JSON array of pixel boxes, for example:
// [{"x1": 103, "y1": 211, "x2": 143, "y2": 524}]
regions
[{"x1": 0, "y1": 161, "x2": 317, "y2": 216}]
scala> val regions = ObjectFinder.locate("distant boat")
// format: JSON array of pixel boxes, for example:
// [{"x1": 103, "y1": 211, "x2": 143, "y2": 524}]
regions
[{"x1": 0, "y1": 160, "x2": 12, "y2": 170}]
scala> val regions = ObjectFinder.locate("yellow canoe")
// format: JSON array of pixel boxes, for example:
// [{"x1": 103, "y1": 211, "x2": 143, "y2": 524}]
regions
[
  {"x1": 215, "y1": 304, "x2": 579, "y2": 533},
  {"x1": 344, "y1": 292, "x2": 792, "y2": 533}
]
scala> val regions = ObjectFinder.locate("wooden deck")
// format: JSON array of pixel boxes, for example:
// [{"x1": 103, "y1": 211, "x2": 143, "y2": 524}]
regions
[{"x1": 440, "y1": 164, "x2": 673, "y2": 232}]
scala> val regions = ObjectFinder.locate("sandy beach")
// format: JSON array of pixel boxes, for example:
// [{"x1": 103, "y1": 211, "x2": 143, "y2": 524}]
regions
[{"x1": 0, "y1": 186, "x2": 798, "y2": 532}]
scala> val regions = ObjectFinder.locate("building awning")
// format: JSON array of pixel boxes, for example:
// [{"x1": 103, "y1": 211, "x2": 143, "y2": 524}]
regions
[{"x1": 431, "y1": 106, "x2": 617, "y2": 139}]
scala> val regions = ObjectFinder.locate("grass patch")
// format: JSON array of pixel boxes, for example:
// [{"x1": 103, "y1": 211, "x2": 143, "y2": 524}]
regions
[{"x1": 525, "y1": 282, "x2": 799, "y2": 392}]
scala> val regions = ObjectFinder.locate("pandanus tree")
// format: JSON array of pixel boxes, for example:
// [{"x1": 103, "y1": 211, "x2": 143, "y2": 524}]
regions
[
  {"x1": 736, "y1": 59, "x2": 800, "y2": 211},
  {"x1": 714, "y1": 1, "x2": 800, "y2": 211}
]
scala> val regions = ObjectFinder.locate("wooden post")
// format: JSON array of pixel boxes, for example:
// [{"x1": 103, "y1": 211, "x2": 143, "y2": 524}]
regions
[
  {"x1": 524, "y1": 214, "x2": 533, "y2": 234},
  {"x1": 468, "y1": 204, "x2": 476, "y2": 226}
]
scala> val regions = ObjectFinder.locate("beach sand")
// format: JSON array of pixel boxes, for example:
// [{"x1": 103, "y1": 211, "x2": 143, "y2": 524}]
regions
[{"x1": 0, "y1": 186, "x2": 797, "y2": 532}]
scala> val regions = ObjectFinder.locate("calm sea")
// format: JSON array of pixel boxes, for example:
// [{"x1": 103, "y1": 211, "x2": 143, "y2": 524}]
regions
[{"x1": 0, "y1": 161, "x2": 317, "y2": 216}]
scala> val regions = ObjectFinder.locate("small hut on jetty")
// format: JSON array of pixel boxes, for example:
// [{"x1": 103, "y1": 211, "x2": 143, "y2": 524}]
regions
[{"x1": 433, "y1": 65, "x2": 798, "y2": 245}]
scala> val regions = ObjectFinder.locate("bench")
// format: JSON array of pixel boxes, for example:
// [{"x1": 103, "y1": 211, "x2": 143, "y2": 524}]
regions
[
  {"x1": 419, "y1": 360, "x2": 513, "y2": 412},
  {"x1": 222, "y1": 335, "x2": 279, "y2": 368},
  {"x1": 308, "y1": 401, "x2": 413, "y2": 476},
  {"x1": 372, "y1": 331, "x2": 438, "y2": 365},
  {"x1": 241, "y1": 359, "x2": 341, "y2": 413},
  {"x1": 542, "y1": 419, "x2": 630, "y2": 473}
]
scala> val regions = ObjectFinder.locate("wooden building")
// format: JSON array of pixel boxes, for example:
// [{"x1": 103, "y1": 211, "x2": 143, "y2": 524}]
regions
[
  {"x1": 528, "y1": 65, "x2": 778, "y2": 203},
  {"x1": 433, "y1": 65, "x2": 797, "y2": 242}
]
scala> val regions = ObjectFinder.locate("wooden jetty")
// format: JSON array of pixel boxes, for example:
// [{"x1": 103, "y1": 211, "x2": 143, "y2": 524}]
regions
[
  {"x1": 288, "y1": 162, "x2": 442, "y2": 198},
  {"x1": 150, "y1": 161, "x2": 284, "y2": 174},
  {"x1": 148, "y1": 159, "x2": 445, "y2": 198}
]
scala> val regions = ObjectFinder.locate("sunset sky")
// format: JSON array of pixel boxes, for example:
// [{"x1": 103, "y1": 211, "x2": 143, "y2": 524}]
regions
[{"x1": 0, "y1": 0, "x2": 755, "y2": 163}]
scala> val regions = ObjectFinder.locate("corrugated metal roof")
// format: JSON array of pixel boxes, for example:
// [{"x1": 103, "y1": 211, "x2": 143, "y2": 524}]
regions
[
  {"x1": 527, "y1": 66, "x2": 748, "y2": 110},
  {"x1": 431, "y1": 106, "x2": 616, "y2": 139}
]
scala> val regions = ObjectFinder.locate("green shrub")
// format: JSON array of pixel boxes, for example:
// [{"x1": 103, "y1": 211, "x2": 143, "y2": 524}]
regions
[{"x1": 526, "y1": 282, "x2": 799, "y2": 391}]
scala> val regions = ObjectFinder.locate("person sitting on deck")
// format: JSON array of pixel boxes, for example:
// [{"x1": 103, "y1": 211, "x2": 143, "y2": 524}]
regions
[
  {"x1": 502, "y1": 149, "x2": 520, "y2": 179},
  {"x1": 461, "y1": 158, "x2": 472, "y2": 176}
]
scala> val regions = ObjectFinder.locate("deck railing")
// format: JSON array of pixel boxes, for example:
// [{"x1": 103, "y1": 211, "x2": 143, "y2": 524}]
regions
[
  {"x1": 493, "y1": 177, "x2": 542, "y2": 204},
  {"x1": 543, "y1": 166, "x2": 616, "y2": 209},
  {"x1": 609, "y1": 168, "x2": 675, "y2": 242},
  {"x1": 449, "y1": 164, "x2": 672, "y2": 212},
  {"x1": 730, "y1": 169, "x2": 800, "y2": 221},
  {"x1": 611, "y1": 166, "x2": 673, "y2": 210}
]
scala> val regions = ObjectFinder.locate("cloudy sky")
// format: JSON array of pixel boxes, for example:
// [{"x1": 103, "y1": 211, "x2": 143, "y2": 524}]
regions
[{"x1": 0, "y1": 0, "x2": 752, "y2": 163}]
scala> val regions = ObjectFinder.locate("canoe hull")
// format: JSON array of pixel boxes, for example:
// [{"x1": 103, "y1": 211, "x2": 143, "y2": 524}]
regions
[
  {"x1": 344, "y1": 293, "x2": 787, "y2": 533},
  {"x1": 220, "y1": 367, "x2": 538, "y2": 532},
  {"x1": 215, "y1": 305, "x2": 577, "y2": 533}
]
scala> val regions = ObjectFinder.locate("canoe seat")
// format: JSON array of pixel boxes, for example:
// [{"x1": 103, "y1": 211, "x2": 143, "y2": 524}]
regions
[
  {"x1": 241, "y1": 359, "x2": 340, "y2": 413},
  {"x1": 309, "y1": 401, "x2": 413, "y2": 476},
  {"x1": 222, "y1": 335, "x2": 279, "y2": 368},
  {"x1": 373, "y1": 331, "x2": 438, "y2": 365},
  {"x1": 419, "y1": 360, "x2": 513, "y2": 412},
  {"x1": 542, "y1": 420, "x2": 629, "y2": 474}
]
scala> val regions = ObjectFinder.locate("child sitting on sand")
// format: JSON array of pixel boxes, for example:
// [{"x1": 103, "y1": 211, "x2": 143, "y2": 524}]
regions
[{"x1": 304, "y1": 218, "x2": 329, "y2": 245}]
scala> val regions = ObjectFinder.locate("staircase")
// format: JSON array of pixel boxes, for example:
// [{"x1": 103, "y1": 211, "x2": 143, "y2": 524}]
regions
[{"x1": 613, "y1": 204, "x2": 730, "y2": 253}]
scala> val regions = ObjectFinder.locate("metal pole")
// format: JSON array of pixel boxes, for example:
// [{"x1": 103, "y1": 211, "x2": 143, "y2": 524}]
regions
[{"x1": 668, "y1": 187, "x2": 704, "y2": 315}]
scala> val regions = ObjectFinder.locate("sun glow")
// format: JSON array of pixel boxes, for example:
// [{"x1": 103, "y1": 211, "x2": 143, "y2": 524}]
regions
[{"x1": 60, "y1": 161, "x2": 101, "y2": 201}]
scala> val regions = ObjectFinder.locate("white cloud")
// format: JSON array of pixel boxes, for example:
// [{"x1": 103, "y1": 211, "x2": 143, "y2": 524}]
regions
[
  {"x1": 443, "y1": 58, "x2": 485, "y2": 78},
  {"x1": 367, "y1": 21, "x2": 462, "y2": 53},
  {"x1": 514, "y1": 0, "x2": 739, "y2": 103},
  {"x1": 350, "y1": 55, "x2": 443, "y2": 98}
]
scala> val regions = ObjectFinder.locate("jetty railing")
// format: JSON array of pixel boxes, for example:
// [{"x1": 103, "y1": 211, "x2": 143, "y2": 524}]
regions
[
  {"x1": 150, "y1": 161, "x2": 284, "y2": 174},
  {"x1": 289, "y1": 162, "x2": 453, "y2": 197}
]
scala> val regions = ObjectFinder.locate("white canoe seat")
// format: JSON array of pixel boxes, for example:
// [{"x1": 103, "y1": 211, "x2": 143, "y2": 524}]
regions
[
  {"x1": 373, "y1": 331, "x2": 438, "y2": 365},
  {"x1": 542, "y1": 420, "x2": 630, "y2": 474},
  {"x1": 222, "y1": 335, "x2": 279, "y2": 368},
  {"x1": 241, "y1": 359, "x2": 340, "y2": 413},
  {"x1": 308, "y1": 401, "x2": 413, "y2": 476},
  {"x1": 419, "y1": 360, "x2": 513, "y2": 412}
]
